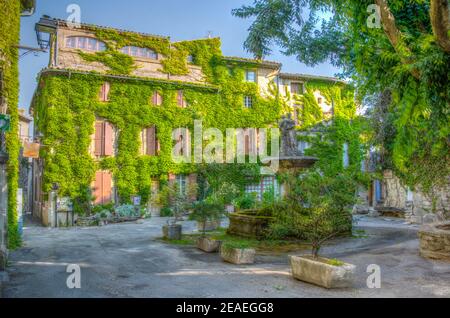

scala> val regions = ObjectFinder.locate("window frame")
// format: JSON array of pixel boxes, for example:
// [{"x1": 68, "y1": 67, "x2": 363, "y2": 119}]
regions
[
  {"x1": 244, "y1": 95, "x2": 253, "y2": 108},
  {"x1": 120, "y1": 46, "x2": 158, "y2": 60},
  {"x1": 65, "y1": 36, "x2": 106, "y2": 52},
  {"x1": 245, "y1": 70, "x2": 257, "y2": 83}
]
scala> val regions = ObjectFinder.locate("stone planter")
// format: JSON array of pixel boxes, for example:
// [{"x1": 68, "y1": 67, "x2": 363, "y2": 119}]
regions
[
  {"x1": 197, "y1": 220, "x2": 221, "y2": 232},
  {"x1": 220, "y1": 246, "x2": 256, "y2": 264},
  {"x1": 227, "y1": 211, "x2": 273, "y2": 239},
  {"x1": 289, "y1": 255, "x2": 356, "y2": 289},
  {"x1": 197, "y1": 237, "x2": 221, "y2": 253},
  {"x1": 419, "y1": 221, "x2": 450, "y2": 262},
  {"x1": 162, "y1": 224, "x2": 182, "y2": 240}
]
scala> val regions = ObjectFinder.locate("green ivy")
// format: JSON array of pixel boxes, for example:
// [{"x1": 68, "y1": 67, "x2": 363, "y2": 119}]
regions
[
  {"x1": 0, "y1": 0, "x2": 21, "y2": 248},
  {"x1": 33, "y1": 43, "x2": 282, "y2": 207}
]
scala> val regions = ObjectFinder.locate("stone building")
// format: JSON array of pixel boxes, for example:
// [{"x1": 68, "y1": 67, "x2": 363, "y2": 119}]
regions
[{"x1": 30, "y1": 16, "x2": 357, "y2": 227}]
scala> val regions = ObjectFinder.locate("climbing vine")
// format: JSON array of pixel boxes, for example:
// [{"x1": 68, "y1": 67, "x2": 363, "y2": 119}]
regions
[
  {"x1": 33, "y1": 36, "x2": 283, "y2": 207},
  {"x1": 0, "y1": 0, "x2": 21, "y2": 248}
]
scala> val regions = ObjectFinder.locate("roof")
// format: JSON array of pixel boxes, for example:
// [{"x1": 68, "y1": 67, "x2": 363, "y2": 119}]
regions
[
  {"x1": 223, "y1": 56, "x2": 282, "y2": 69},
  {"x1": 279, "y1": 72, "x2": 346, "y2": 84},
  {"x1": 36, "y1": 16, "x2": 169, "y2": 40}
]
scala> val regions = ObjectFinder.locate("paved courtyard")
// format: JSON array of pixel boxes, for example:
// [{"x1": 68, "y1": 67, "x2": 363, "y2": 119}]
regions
[{"x1": 1, "y1": 216, "x2": 449, "y2": 298}]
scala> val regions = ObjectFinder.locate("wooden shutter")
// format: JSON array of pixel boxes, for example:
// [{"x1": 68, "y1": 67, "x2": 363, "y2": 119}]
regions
[
  {"x1": 146, "y1": 126, "x2": 156, "y2": 156},
  {"x1": 99, "y1": 82, "x2": 110, "y2": 102},
  {"x1": 104, "y1": 122, "x2": 114, "y2": 156},
  {"x1": 177, "y1": 90, "x2": 184, "y2": 107},
  {"x1": 93, "y1": 171, "x2": 113, "y2": 205},
  {"x1": 102, "y1": 171, "x2": 112, "y2": 204},
  {"x1": 291, "y1": 83, "x2": 299, "y2": 94},
  {"x1": 188, "y1": 174, "x2": 197, "y2": 201},
  {"x1": 152, "y1": 92, "x2": 162, "y2": 106},
  {"x1": 94, "y1": 122, "x2": 104, "y2": 156},
  {"x1": 93, "y1": 171, "x2": 103, "y2": 205}
]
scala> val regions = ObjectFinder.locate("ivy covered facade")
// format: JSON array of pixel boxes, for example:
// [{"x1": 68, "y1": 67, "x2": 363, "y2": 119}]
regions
[{"x1": 30, "y1": 17, "x2": 365, "y2": 226}]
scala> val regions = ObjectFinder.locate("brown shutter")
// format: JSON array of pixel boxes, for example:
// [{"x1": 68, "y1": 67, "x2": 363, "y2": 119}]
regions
[
  {"x1": 177, "y1": 90, "x2": 184, "y2": 107},
  {"x1": 102, "y1": 171, "x2": 112, "y2": 204},
  {"x1": 168, "y1": 173, "x2": 176, "y2": 187},
  {"x1": 151, "y1": 92, "x2": 159, "y2": 105},
  {"x1": 291, "y1": 83, "x2": 299, "y2": 94},
  {"x1": 104, "y1": 122, "x2": 114, "y2": 156},
  {"x1": 188, "y1": 174, "x2": 197, "y2": 201},
  {"x1": 146, "y1": 126, "x2": 156, "y2": 156},
  {"x1": 93, "y1": 171, "x2": 103, "y2": 205},
  {"x1": 94, "y1": 122, "x2": 104, "y2": 156},
  {"x1": 99, "y1": 82, "x2": 110, "y2": 102}
]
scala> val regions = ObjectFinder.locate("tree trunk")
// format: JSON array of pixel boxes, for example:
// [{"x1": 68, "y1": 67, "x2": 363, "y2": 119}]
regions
[
  {"x1": 430, "y1": 0, "x2": 450, "y2": 53},
  {"x1": 375, "y1": 0, "x2": 421, "y2": 79}
]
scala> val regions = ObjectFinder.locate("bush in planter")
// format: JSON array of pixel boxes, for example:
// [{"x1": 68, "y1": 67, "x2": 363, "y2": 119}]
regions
[{"x1": 271, "y1": 170, "x2": 358, "y2": 288}]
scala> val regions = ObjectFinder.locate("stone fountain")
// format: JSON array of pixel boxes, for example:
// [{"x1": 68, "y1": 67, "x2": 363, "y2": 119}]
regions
[{"x1": 262, "y1": 113, "x2": 318, "y2": 172}]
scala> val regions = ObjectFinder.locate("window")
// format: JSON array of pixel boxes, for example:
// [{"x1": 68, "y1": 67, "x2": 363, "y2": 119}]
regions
[
  {"x1": 317, "y1": 97, "x2": 323, "y2": 104},
  {"x1": 65, "y1": 36, "x2": 106, "y2": 51},
  {"x1": 151, "y1": 91, "x2": 163, "y2": 106},
  {"x1": 244, "y1": 96, "x2": 253, "y2": 108},
  {"x1": 94, "y1": 121, "x2": 115, "y2": 157},
  {"x1": 245, "y1": 70, "x2": 256, "y2": 82},
  {"x1": 176, "y1": 175, "x2": 187, "y2": 196},
  {"x1": 245, "y1": 176, "x2": 277, "y2": 201},
  {"x1": 187, "y1": 55, "x2": 194, "y2": 63},
  {"x1": 141, "y1": 126, "x2": 159, "y2": 156},
  {"x1": 120, "y1": 46, "x2": 158, "y2": 59},
  {"x1": 298, "y1": 141, "x2": 310, "y2": 154},
  {"x1": 176, "y1": 90, "x2": 187, "y2": 108},
  {"x1": 343, "y1": 143, "x2": 349, "y2": 168},
  {"x1": 291, "y1": 82, "x2": 301, "y2": 95},
  {"x1": 99, "y1": 82, "x2": 110, "y2": 102}
]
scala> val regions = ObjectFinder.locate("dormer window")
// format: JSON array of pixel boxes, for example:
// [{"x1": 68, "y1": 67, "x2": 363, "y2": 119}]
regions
[
  {"x1": 66, "y1": 37, "x2": 106, "y2": 52},
  {"x1": 120, "y1": 46, "x2": 158, "y2": 59}
]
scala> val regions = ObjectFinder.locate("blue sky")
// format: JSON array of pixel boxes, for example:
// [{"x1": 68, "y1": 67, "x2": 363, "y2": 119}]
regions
[{"x1": 19, "y1": 0, "x2": 340, "y2": 110}]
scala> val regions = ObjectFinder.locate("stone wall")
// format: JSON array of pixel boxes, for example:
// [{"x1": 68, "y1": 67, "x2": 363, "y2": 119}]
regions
[
  {"x1": 419, "y1": 222, "x2": 450, "y2": 262},
  {"x1": 381, "y1": 170, "x2": 449, "y2": 223}
]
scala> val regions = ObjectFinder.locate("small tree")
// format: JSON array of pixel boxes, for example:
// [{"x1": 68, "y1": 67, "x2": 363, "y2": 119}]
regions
[
  {"x1": 189, "y1": 199, "x2": 225, "y2": 236},
  {"x1": 269, "y1": 170, "x2": 357, "y2": 258}
]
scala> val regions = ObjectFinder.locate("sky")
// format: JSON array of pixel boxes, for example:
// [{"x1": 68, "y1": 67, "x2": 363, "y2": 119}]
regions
[{"x1": 19, "y1": 0, "x2": 340, "y2": 111}]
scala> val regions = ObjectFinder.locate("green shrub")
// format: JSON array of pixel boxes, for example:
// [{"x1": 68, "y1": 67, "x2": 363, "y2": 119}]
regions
[
  {"x1": 115, "y1": 204, "x2": 141, "y2": 218},
  {"x1": 160, "y1": 207, "x2": 173, "y2": 217},
  {"x1": 235, "y1": 192, "x2": 257, "y2": 210},
  {"x1": 267, "y1": 170, "x2": 357, "y2": 258}
]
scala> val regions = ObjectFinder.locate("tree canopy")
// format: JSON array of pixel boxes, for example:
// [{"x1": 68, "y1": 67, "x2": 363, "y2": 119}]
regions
[{"x1": 233, "y1": 0, "x2": 450, "y2": 192}]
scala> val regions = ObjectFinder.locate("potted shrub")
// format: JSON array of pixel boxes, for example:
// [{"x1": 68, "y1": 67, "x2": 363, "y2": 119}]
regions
[
  {"x1": 220, "y1": 241, "x2": 256, "y2": 265},
  {"x1": 190, "y1": 200, "x2": 225, "y2": 252},
  {"x1": 272, "y1": 171, "x2": 357, "y2": 288}
]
